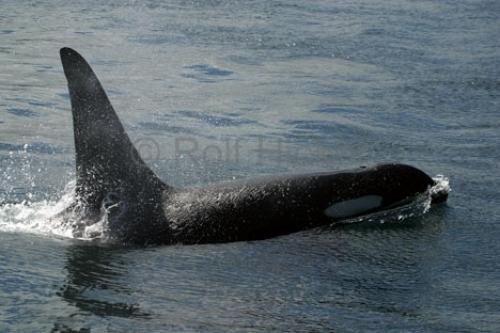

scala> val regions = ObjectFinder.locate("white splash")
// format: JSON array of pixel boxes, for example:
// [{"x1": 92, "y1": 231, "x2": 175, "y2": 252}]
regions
[
  {"x1": 0, "y1": 181, "x2": 76, "y2": 238},
  {"x1": 0, "y1": 180, "x2": 111, "y2": 241}
]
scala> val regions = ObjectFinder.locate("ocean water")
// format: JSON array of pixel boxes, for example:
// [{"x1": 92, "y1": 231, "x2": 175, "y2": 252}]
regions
[{"x1": 0, "y1": 0, "x2": 499, "y2": 332}]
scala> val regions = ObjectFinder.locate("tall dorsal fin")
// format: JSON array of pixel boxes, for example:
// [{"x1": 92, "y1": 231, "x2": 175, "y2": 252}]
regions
[{"x1": 60, "y1": 47, "x2": 167, "y2": 211}]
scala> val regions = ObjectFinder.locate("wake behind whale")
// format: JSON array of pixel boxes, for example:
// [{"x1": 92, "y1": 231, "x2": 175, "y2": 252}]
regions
[{"x1": 0, "y1": 48, "x2": 449, "y2": 245}]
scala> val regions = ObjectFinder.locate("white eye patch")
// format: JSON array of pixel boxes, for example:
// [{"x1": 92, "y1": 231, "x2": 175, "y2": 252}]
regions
[{"x1": 324, "y1": 195, "x2": 383, "y2": 219}]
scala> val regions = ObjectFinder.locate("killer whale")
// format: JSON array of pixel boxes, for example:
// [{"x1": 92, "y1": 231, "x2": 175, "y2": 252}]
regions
[{"x1": 58, "y1": 47, "x2": 447, "y2": 245}]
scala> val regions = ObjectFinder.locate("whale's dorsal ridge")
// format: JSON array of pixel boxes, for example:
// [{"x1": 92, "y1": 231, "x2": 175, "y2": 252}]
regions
[{"x1": 60, "y1": 47, "x2": 168, "y2": 213}]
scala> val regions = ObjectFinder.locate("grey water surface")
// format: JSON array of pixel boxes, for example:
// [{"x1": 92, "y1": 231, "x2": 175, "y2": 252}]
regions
[{"x1": 1, "y1": 0, "x2": 499, "y2": 332}]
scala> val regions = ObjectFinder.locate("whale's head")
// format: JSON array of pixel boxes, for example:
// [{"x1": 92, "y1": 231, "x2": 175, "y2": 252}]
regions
[
  {"x1": 321, "y1": 163, "x2": 447, "y2": 220},
  {"x1": 368, "y1": 163, "x2": 448, "y2": 206}
]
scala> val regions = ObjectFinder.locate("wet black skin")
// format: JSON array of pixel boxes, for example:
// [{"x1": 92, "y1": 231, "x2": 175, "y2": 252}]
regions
[{"x1": 59, "y1": 47, "x2": 447, "y2": 245}]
